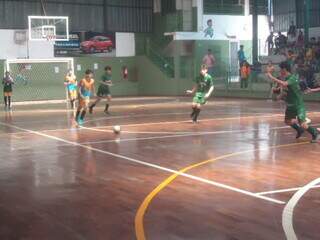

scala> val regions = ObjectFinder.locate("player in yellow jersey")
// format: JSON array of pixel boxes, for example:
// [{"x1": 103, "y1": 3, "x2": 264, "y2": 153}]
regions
[
  {"x1": 75, "y1": 69, "x2": 95, "y2": 125},
  {"x1": 64, "y1": 69, "x2": 77, "y2": 109}
]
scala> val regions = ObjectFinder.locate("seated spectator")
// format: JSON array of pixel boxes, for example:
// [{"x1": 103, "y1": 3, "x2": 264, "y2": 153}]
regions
[{"x1": 310, "y1": 37, "x2": 317, "y2": 46}]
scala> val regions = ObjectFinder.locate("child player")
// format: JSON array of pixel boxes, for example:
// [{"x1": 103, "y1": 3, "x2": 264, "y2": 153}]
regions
[
  {"x1": 89, "y1": 66, "x2": 112, "y2": 115},
  {"x1": 75, "y1": 69, "x2": 95, "y2": 125},
  {"x1": 3, "y1": 71, "x2": 14, "y2": 111},
  {"x1": 64, "y1": 69, "x2": 77, "y2": 109},
  {"x1": 267, "y1": 61, "x2": 320, "y2": 143},
  {"x1": 186, "y1": 64, "x2": 214, "y2": 123}
]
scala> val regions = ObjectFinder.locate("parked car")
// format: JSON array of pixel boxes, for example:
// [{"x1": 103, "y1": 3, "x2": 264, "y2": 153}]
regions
[{"x1": 80, "y1": 36, "x2": 113, "y2": 53}]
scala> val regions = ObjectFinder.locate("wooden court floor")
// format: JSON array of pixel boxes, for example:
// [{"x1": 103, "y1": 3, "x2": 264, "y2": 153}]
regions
[{"x1": 0, "y1": 97, "x2": 320, "y2": 240}]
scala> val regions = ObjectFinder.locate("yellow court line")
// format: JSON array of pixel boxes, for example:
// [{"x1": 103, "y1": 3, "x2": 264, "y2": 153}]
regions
[{"x1": 134, "y1": 141, "x2": 310, "y2": 240}]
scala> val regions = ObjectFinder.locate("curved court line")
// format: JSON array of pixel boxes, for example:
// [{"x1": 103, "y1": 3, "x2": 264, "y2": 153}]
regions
[
  {"x1": 135, "y1": 141, "x2": 310, "y2": 240},
  {"x1": 282, "y1": 178, "x2": 320, "y2": 240}
]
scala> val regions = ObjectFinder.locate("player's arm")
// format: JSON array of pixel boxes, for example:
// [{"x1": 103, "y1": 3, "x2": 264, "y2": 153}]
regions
[
  {"x1": 205, "y1": 85, "x2": 214, "y2": 99},
  {"x1": 267, "y1": 72, "x2": 288, "y2": 87},
  {"x1": 305, "y1": 87, "x2": 320, "y2": 94},
  {"x1": 78, "y1": 81, "x2": 85, "y2": 98},
  {"x1": 186, "y1": 85, "x2": 197, "y2": 95},
  {"x1": 91, "y1": 83, "x2": 96, "y2": 97}
]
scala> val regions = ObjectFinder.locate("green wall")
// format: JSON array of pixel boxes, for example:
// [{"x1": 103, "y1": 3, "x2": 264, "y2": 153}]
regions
[{"x1": 74, "y1": 57, "x2": 139, "y2": 96}]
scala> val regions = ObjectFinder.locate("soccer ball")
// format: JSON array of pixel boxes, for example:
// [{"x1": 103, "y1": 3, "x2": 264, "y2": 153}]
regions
[{"x1": 113, "y1": 125, "x2": 121, "y2": 134}]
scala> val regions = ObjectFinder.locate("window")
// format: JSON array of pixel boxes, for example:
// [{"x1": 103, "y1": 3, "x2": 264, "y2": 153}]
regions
[{"x1": 203, "y1": 0, "x2": 245, "y2": 15}]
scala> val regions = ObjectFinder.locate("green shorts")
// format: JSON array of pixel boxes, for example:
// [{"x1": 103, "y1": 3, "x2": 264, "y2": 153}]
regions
[
  {"x1": 285, "y1": 105, "x2": 306, "y2": 123},
  {"x1": 193, "y1": 92, "x2": 206, "y2": 105},
  {"x1": 3, "y1": 85, "x2": 12, "y2": 93},
  {"x1": 97, "y1": 85, "x2": 110, "y2": 97}
]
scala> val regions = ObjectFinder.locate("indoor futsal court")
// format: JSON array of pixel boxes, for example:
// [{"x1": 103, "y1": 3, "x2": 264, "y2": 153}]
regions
[{"x1": 1, "y1": 0, "x2": 320, "y2": 240}]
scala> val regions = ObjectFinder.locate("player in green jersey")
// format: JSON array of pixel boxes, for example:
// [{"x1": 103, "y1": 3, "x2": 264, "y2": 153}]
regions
[
  {"x1": 186, "y1": 64, "x2": 214, "y2": 123},
  {"x1": 89, "y1": 66, "x2": 112, "y2": 115},
  {"x1": 267, "y1": 61, "x2": 320, "y2": 143}
]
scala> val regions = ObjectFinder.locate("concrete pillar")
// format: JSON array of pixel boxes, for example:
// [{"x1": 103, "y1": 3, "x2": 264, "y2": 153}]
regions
[
  {"x1": 252, "y1": 0, "x2": 259, "y2": 64},
  {"x1": 244, "y1": 0, "x2": 250, "y2": 16},
  {"x1": 304, "y1": 0, "x2": 310, "y2": 46}
]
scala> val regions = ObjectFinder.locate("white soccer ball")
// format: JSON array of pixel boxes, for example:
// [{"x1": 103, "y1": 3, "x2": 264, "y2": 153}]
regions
[{"x1": 113, "y1": 125, "x2": 121, "y2": 134}]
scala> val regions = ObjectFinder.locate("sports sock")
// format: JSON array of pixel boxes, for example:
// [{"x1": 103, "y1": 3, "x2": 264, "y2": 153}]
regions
[
  {"x1": 80, "y1": 110, "x2": 86, "y2": 120},
  {"x1": 307, "y1": 126, "x2": 318, "y2": 138},
  {"x1": 8, "y1": 96, "x2": 11, "y2": 108},
  {"x1": 193, "y1": 108, "x2": 201, "y2": 122},
  {"x1": 4, "y1": 96, "x2": 7, "y2": 106},
  {"x1": 104, "y1": 103, "x2": 109, "y2": 112},
  {"x1": 190, "y1": 106, "x2": 196, "y2": 117},
  {"x1": 75, "y1": 110, "x2": 80, "y2": 120},
  {"x1": 291, "y1": 123, "x2": 303, "y2": 133}
]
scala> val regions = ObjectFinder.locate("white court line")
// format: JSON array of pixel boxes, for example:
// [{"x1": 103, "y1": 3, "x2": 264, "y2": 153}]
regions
[
  {"x1": 30, "y1": 113, "x2": 284, "y2": 135},
  {"x1": 0, "y1": 121, "x2": 285, "y2": 205},
  {"x1": 89, "y1": 113, "x2": 284, "y2": 129},
  {"x1": 282, "y1": 178, "x2": 320, "y2": 240},
  {"x1": 256, "y1": 185, "x2": 320, "y2": 195},
  {"x1": 79, "y1": 125, "x2": 291, "y2": 145}
]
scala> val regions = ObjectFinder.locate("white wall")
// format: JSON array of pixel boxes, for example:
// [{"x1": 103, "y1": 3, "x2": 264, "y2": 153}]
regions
[
  {"x1": 115, "y1": 33, "x2": 135, "y2": 57},
  {"x1": 0, "y1": 29, "x2": 54, "y2": 59}
]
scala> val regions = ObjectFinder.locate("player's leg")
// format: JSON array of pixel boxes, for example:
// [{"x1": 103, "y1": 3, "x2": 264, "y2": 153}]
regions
[
  {"x1": 7, "y1": 92, "x2": 12, "y2": 110},
  {"x1": 193, "y1": 103, "x2": 202, "y2": 123},
  {"x1": 284, "y1": 107, "x2": 304, "y2": 139},
  {"x1": 191, "y1": 102, "x2": 197, "y2": 118},
  {"x1": 298, "y1": 106, "x2": 319, "y2": 143},
  {"x1": 3, "y1": 92, "x2": 8, "y2": 110},
  {"x1": 69, "y1": 90, "x2": 76, "y2": 109},
  {"x1": 89, "y1": 96, "x2": 101, "y2": 114},
  {"x1": 104, "y1": 95, "x2": 112, "y2": 114},
  {"x1": 75, "y1": 98, "x2": 83, "y2": 122},
  {"x1": 191, "y1": 94, "x2": 199, "y2": 119},
  {"x1": 80, "y1": 99, "x2": 89, "y2": 123}
]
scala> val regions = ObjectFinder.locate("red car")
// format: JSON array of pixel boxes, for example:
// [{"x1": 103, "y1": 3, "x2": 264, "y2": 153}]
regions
[{"x1": 80, "y1": 36, "x2": 113, "y2": 53}]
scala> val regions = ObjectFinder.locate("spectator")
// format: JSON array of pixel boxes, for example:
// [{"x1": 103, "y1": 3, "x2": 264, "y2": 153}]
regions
[
  {"x1": 310, "y1": 37, "x2": 317, "y2": 46},
  {"x1": 238, "y1": 45, "x2": 246, "y2": 67},
  {"x1": 288, "y1": 21, "x2": 297, "y2": 37},
  {"x1": 202, "y1": 49, "x2": 216, "y2": 75},
  {"x1": 240, "y1": 61, "x2": 251, "y2": 89},
  {"x1": 275, "y1": 32, "x2": 287, "y2": 54},
  {"x1": 296, "y1": 30, "x2": 304, "y2": 48},
  {"x1": 266, "y1": 32, "x2": 274, "y2": 55}
]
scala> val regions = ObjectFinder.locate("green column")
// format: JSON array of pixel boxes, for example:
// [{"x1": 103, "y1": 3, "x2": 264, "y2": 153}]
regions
[
  {"x1": 304, "y1": 0, "x2": 311, "y2": 46},
  {"x1": 252, "y1": 0, "x2": 258, "y2": 64}
]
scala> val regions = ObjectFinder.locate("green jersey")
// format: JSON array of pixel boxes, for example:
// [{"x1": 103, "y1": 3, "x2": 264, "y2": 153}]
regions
[
  {"x1": 101, "y1": 73, "x2": 112, "y2": 83},
  {"x1": 285, "y1": 74, "x2": 303, "y2": 107},
  {"x1": 194, "y1": 74, "x2": 213, "y2": 93}
]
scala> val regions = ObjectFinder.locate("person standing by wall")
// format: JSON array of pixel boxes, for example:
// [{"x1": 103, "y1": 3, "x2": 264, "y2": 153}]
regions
[{"x1": 202, "y1": 49, "x2": 216, "y2": 76}]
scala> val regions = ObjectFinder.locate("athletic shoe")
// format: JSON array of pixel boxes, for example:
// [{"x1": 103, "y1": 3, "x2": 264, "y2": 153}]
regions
[
  {"x1": 76, "y1": 117, "x2": 84, "y2": 126},
  {"x1": 104, "y1": 110, "x2": 110, "y2": 115},
  {"x1": 296, "y1": 128, "x2": 304, "y2": 139},
  {"x1": 311, "y1": 134, "x2": 320, "y2": 143}
]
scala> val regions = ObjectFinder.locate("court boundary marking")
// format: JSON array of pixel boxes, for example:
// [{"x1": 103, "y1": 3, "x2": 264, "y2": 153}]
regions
[
  {"x1": 256, "y1": 185, "x2": 320, "y2": 195},
  {"x1": 134, "y1": 141, "x2": 313, "y2": 240},
  {"x1": 282, "y1": 178, "x2": 320, "y2": 240},
  {"x1": 0, "y1": 121, "x2": 285, "y2": 204}
]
